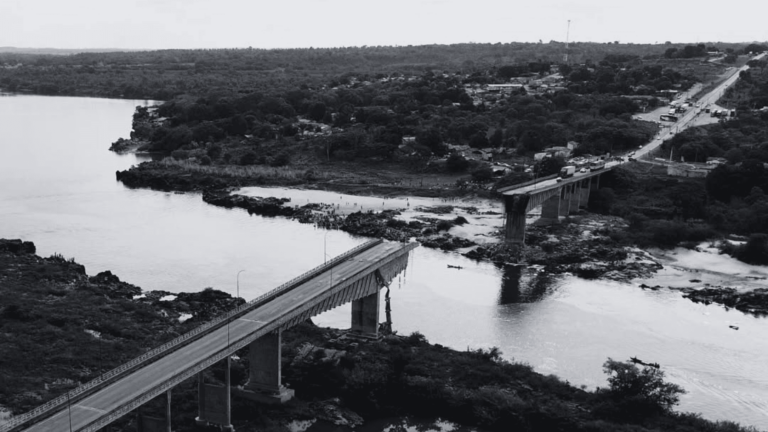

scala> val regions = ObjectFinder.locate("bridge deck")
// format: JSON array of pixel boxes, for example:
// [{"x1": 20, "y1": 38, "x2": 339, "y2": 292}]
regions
[
  {"x1": 19, "y1": 241, "x2": 415, "y2": 432},
  {"x1": 501, "y1": 166, "x2": 613, "y2": 196}
]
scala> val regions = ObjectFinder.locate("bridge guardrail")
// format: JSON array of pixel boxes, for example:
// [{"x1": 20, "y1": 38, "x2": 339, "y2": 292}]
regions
[
  {"x1": 78, "y1": 240, "x2": 418, "y2": 432},
  {"x1": 2, "y1": 239, "x2": 383, "y2": 432},
  {"x1": 496, "y1": 174, "x2": 558, "y2": 194}
]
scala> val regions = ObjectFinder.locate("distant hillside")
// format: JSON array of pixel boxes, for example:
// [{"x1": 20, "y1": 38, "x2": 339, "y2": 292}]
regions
[{"x1": 0, "y1": 46, "x2": 138, "y2": 55}]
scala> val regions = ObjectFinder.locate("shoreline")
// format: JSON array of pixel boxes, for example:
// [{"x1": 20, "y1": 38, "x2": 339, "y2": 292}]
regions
[{"x1": 114, "y1": 159, "x2": 768, "y2": 317}]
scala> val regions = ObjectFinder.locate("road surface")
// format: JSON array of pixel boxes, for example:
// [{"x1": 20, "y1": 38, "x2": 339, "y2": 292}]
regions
[{"x1": 635, "y1": 52, "x2": 766, "y2": 160}]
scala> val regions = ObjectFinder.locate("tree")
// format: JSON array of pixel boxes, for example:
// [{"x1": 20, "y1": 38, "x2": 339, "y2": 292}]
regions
[
  {"x1": 724, "y1": 148, "x2": 744, "y2": 164},
  {"x1": 489, "y1": 129, "x2": 503, "y2": 147},
  {"x1": 469, "y1": 132, "x2": 489, "y2": 149},
  {"x1": 446, "y1": 154, "x2": 469, "y2": 172},
  {"x1": 192, "y1": 121, "x2": 225, "y2": 143},
  {"x1": 308, "y1": 102, "x2": 327, "y2": 122},
  {"x1": 733, "y1": 233, "x2": 768, "y2": 265},
  {"x1": 602, "y1": 358, "x2": 685, "y2": 412},
  {"x1": 159, "y1": 126, "x2": 193, "y2": 152},
  {"x1": 471, "y1": 166, "x2": 494, "y2": 183},
  {"x1": 537, "y1": 156, "x2": 565, "y2": 176},
  {"x1": 240, "y1": 151, "x2": 258, "y2": 165},
  {"x1": 744, "y1": 43, "x2": 768, "y2": 54},
  {"x1": 416, "y1": 128, "x2": 447, "y2": 156}
]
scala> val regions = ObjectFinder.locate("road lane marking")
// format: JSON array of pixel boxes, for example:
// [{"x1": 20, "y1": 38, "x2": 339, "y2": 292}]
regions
[
  {"x1": 237, "y1": 318, "x2": 266, "y2": 324},
  {"x1": 75, "y1": 405, "x2": 107, "y2": 414}
]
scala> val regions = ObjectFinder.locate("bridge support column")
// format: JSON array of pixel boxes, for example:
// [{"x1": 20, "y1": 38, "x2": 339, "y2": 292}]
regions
[
  {"x1": 195, "y1": 362, "x2": 234, "y2": 430},
  {"x1": 504, "y1": 211, "x2": 526, "y2": 247},
  {"x1": 503, "y1": 194, "x2": 530, "y2": 254},
  {"x1": 590, "y1": 174, "x2": 600, "y2": 191},
  {"x1": 559, "y1": 186, "x2": 571, "y2": 216},
  {"x1": 239, "y1": 330, "x2": 294, "y2": 404},
  {"x1": 540, "y1": 194, "x2": 560, "y2": 224},
  {"x1": 579, "y1": 180, "x2": 591, "y2": 208},
  {"x1": 350, "y1": 291, "x2": 380, "y2": 339},
  {"x1": 569, "y1": 183, "x2": 580, "y2": 213},
  {"x1": 136, "y1": 390, "x2": 172, "y2": 432}
]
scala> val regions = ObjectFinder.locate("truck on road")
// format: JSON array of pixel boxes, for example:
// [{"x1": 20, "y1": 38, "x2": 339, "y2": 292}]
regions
[
  {"x1": 557, "y1": 166, "x2": 576, "y2": 181},
  {"x1": 589, "y1": 160, "x2": 606, "y2": 171}
]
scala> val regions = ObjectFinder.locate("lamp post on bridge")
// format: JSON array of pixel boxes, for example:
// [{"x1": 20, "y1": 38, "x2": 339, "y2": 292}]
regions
[{"x1": 236, "y1": 270, "x2": 245, "y2": 301}]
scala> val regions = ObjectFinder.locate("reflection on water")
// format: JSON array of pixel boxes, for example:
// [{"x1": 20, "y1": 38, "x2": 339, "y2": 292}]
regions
[
  {"x1": 1, "y1": 95, "x2": 767, "y2": 430},
  {"x1": 499, "y1": 265, "x2": 557, "y2": 304}
]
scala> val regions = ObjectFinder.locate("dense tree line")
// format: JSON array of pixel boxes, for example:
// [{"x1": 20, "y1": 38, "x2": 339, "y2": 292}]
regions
[
  {"x1": 0, "y1": 41, "x2": 748, "y2": 100},
  {"x1": 128, "y1": 66, "x2": 657, "y2": 168}
]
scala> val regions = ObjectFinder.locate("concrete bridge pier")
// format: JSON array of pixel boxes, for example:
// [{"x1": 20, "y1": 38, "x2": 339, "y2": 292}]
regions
[
  {"x1": 350, "y1": 291, "x2": 381, "y2": 339},
  {"x1": 502, "y1": 194, "x2": 531, "y2": 255},
  {"x1": 238, "y1": 330, "x2": 294, "y2": 404},
  {"x1": 569, "y1": 183, "x2": 580, "y2": 213},
  {"x1": 136, "y1": 389, "x2": 172, "y2": 432},
  {"x1": 559, "y1": 185, "x2": 572, "y2": 216},
  {"x1": 579, "y1": 179, "x2": 591, "y2": 209},
  {"x1": 195, "y1": 359, "x2": 235, "y2": 430},
  {"x1": 539, "y1": 193, "x2": 560, "y2": 224}
]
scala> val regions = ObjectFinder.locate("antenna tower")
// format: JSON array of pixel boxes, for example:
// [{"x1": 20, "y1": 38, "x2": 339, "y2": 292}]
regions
[{"x1": 564, "y1": 20, "x2": 571, "y2": 64}]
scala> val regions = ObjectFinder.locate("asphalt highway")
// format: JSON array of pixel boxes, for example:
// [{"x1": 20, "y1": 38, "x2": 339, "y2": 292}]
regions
[
  {"x1": 504, "y1": 53, "x2": 766, "y2": 196},
  {"x1": 635, "y1": 52, "x2": 766, "y2": 160}
]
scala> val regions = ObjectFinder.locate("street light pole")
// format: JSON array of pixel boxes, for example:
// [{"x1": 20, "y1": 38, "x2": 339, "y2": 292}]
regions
[{"x1": 236, "y1": 270, "x2": 245, "y2": 301}]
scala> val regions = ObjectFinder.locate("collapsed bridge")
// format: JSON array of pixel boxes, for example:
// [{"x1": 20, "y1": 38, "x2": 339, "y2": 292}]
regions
[{"x1": 5, "y1": 239, "x2": 417, "y2": 432}]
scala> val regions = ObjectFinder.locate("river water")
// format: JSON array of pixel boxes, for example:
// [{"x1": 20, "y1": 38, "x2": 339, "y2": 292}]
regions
[{"x1": 1, "y1": 95, "x2": 766, "y2": 429}]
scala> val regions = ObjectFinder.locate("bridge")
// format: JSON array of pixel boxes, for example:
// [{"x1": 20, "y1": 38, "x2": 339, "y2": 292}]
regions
[
  {"x1": 498, "y1": 164, "x2": 618, "y2": 250},
  {"x1": 3, "y1": 239, "x2": 417, "y2": 432}
]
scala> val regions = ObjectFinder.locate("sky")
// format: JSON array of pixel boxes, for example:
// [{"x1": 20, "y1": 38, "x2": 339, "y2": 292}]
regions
[{"x1": 2, "y1": 0, "x2": 766, "y2": 50}]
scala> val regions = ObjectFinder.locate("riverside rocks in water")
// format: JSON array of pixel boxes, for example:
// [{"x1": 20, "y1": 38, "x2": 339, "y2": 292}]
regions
[
  {"x1": 0, "y1": 239, "x2": 36, "y2": 254},
  {"x1": 117, "y1": 163, "x2": 232, "y2": 192},
  {"x1": 109, "y1": 138, "x2": 148, "y2": 153},
  {"x1": 203, "y1": 190, "x2": 296, "y2": 217},
  {"x1": 678, "y1": 286, "x2": 768, "y2": 317},
  {"x1": 463, "y1": 214, "x2": 662, "y2": 282},
  {"x1": 201, "y1": 190, "x2": 476, "y2": 251}
]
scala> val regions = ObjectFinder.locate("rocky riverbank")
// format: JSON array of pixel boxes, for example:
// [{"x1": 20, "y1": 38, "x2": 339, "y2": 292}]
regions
[{"x1": 114, "y1": 162, "x2": 768, "y2": 322}]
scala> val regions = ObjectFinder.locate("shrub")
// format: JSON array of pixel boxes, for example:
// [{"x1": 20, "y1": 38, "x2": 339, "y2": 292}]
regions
[
  {"x1": 602, "y1": 358, "x2": 685, "y2": 413},
  {"x1": 240, "y1": 151, "x2": 258, "y2": 166},
  {"x1": 471, "y1": 167, "x2": 494, "y2": 183},
  {"x1": 206, "y1": 144, "x2": 222, "y2": 160},
  {"x1": 171, "y1": 150, "x2": 189, "y2": 160},
  {"x1": 270, "y1": 151, "x2": 291, "y2": 167},
  {"x1": 731, "y1": 233, "x2": 768, "y2": 265},
  {"x1": 453, "y1": 216, "x2": 469, "y2": 226},
  {"x1": 446, "y1": 154, "x2": 470, "y2": 172},
  {"x1": 436, "y1": 220, "x2": 454, "y2": 231},
  {"x1": 199, "y1": 155, "x2": 212, "y2": 166}
]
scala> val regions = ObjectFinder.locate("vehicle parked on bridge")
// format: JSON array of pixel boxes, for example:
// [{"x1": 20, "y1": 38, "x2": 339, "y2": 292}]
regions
[{"x1": 557, "y1": 166, "x2": 576, "y2": 181}]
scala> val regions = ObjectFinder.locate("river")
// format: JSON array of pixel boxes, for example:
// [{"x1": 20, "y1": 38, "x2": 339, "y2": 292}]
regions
[{"x1": 0, "y1": 94, "x2": 766, "y2": 429}]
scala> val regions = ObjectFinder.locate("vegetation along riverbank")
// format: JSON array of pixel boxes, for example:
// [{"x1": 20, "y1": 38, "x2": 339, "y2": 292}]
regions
[{"x1": 0, "y1": 239, "x2": 761, "y2": 432}]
